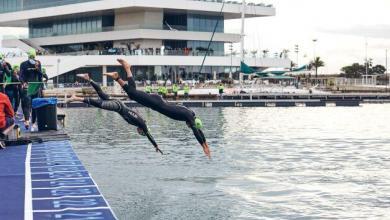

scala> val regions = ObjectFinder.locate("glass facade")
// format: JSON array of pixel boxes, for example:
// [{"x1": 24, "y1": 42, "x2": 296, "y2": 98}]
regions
[
  {"x1": 0, "y1": 0, "x2": 22, "y2": 13},
  {"x1": 0, "y1": 0, "x2": 97, "y2": 13},
  {"x1": 187, "y1": 14, "x2": 223, "y2": 32},
  {"x1": 163, "y1": 12, "x2": 224, "y2": 33},
  {"x1": 29, "y1": 15, "x2": 114, "y2": 38}
]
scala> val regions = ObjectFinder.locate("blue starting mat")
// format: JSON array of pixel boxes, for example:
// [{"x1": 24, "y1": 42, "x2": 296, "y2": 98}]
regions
[{"x1": 0, "y1": 140, "x2": 117, "y2": 220}]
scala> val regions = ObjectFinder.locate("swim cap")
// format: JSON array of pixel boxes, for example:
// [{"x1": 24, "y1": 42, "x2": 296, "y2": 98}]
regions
[
  {"x1": 27, "y1": 49, "x2": 36, "y2": 59},
  {"x1": 195, "y1": 118, "x2": 203, "y2": 129},
  {"x1": 42, "y1": 67, "x2": 46, "y2": 73},
  {"x1": 0, "y1": 53, "x2": 4, "y2": 60},
  {"x1": 12, "y1": 65, "x2": 19, "y2": 71}
]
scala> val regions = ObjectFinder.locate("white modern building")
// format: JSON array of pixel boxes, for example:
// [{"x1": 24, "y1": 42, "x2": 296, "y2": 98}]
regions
[{"x1": 0, "y1": 0, "x2": 290, "y2": 85}]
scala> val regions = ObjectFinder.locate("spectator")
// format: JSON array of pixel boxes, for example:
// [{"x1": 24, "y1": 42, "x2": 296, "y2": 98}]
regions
[
  {"x1": 5, "y1": 65, "x2": 21, "y2": 113},
  {"x1": 0, "y1": 54, "x2": 12, "y2": 93},
  {"x1": 218, "y1": 83, "x2": 225, "y2": 99},
  {"x1": 172, "y1": 83, "x2": 179, "y2": 100},
  {"x1": 184, "y1": 83, "x2": 190, "y2": 100},
  {"x1": 20, "y1": 49, "x2": 48, "y2": 131}
]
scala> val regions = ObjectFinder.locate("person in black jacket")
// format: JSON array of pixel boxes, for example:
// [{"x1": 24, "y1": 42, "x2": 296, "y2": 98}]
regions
[
  {"x1": 0, "y1": 54, "x2": 12, "y2": 93},
  {"x1": 19, "y1": 49, "x2": 48, "y2": 130},
  {"x1": 4, "y1": 65, "x2": 21, "y2": 113}
]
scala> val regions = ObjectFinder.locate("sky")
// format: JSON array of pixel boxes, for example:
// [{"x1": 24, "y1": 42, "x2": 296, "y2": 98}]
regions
[
  {"x1": 226, "y1": 0, "x2": 390, "y2": 74},
  {"x1": 1, "y1": 0, "x2": 390, "y2": 74}
]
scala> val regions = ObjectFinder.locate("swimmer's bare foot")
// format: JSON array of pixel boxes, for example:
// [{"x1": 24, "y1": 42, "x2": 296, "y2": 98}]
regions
[
  {"x1": 117, "y1": 59, "x2": 133, "y2": 78},
  {"x1": 76, "y1": 73, "x2": 90, "y2": 81},
  {"x1": 117, "y1": 59, "x2": 131, "y2": 70},
  {"x1": 104, "y1": 72, "x2": 120, "y2": 81}
]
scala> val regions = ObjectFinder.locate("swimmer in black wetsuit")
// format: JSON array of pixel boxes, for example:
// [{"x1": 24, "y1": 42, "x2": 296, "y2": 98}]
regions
[
  {"x1": 67, "y1": 74, "x2": 163, "y2": 154},
  {"x1": 104, "y1": 59, "x2": 210, "y2": 158}
]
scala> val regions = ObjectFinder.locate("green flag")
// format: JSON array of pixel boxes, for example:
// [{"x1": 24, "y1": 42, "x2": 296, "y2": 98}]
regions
[
  {"x1": 240, "y1": 62, "x2": 256, "y2": 74},
  {"x1": 27, "y1": 82, "x2": 42, "y2": 96}
]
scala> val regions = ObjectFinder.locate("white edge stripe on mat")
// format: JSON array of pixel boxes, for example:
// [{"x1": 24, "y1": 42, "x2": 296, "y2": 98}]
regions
[
  {"x1": 24, "y1": 143, "x2": 33, "y2": 220},
  {"x1": 90, "y1": 175, "x2": 118, "y2": 220}
]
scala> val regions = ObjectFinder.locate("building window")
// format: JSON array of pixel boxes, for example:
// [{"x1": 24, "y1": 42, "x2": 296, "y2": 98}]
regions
[
  {"x1": 29, "y1": 14, "x2": 114, "y2": 38},
  {"x1": 187, "y1": 13, "x2": 224, "y2": 33}
]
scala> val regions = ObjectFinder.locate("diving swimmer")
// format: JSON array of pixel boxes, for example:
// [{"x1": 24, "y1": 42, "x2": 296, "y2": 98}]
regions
[
  {"x1": 67, "y1": 74, "x2": 163, "y2": 154},
  {"x1": 104, "y1": 59, "x2": 211, "y2": 158}
]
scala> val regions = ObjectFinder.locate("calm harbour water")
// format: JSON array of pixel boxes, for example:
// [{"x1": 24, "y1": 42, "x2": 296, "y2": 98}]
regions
[{"x1": 63, "y1": 104, "x2": 390, "y2": 220}]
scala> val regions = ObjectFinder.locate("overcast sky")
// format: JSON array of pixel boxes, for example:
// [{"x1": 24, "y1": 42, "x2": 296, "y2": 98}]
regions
[
  {"x1": 1, "y1": 0, "x2": 390, "y2": 74},
  {"x1": 226, "y1": 0, "x2": 390, "y2": 73}
]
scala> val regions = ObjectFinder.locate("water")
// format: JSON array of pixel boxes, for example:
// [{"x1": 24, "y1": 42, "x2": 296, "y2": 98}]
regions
[{"x1": 63, "y1": 105, "x2": 390, "y2": 219}]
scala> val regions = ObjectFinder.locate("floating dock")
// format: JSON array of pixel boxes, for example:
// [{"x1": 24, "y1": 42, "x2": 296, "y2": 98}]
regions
[
  {"x1": 0, "y1": 122, "x2": 117, "y2": 219},
  {"x1": 61, "y1": 99, "x2": 361, "y2": 108}
]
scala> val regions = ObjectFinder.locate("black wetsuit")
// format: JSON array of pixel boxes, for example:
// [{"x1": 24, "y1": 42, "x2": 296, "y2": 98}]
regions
[
  {"x1": 85, "y1": 81, "x2": 160, "y2": 152},
  {"x1": 121, "y1": 77, "x2": 206, "y2": 146}
]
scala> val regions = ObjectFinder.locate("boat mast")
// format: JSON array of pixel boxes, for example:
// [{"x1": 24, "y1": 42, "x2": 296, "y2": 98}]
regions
[{"x1": 240, "y1": 0, "x2": 246, "y2": 83}]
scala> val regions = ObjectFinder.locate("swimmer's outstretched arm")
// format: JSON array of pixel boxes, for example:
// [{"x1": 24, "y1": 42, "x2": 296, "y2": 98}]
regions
[
  {"x1": 144, "y1": 130, "x2": 163, "y2": 155},
  {"x1": 189, "y1": 124, "x2": 211, "y2": 158}
]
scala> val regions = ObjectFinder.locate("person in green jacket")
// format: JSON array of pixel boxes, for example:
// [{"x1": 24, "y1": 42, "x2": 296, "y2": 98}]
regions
[
  {"x1": 145, "y1": 84, "x2": 152, "y2": 93},
  {"x1": 218, "y1": 83, "x2": 224, "y2": 99},
  {"x1": 184, "y1": 84, "x2": 190, "y2": 100},
  {"x1": 161, "y1": 85, "x2": 168, "y2": 98},
  {"x1": 172, "y1": 84, "x2": 179, "y2": 100}
]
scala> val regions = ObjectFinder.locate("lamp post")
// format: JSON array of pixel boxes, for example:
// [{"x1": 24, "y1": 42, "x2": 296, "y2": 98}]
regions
[
  {"x1": 56, "y1": 58, "x2": 60, "y2": 87},
  {"x1": 294, "y1": 44, "x2": 299, "y2": 67},
  {"x1": 312, "y1": 39, "x2": 317, "y2": 60},
  {"x1": 229, "y1": 42, "x2": 233, "y2": 79},
  {"x1": 386, "y1": 49, "x2": 389, "y2": 89}
]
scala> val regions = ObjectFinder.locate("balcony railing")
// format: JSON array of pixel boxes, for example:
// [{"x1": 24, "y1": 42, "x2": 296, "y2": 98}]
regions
[{"x1": 44, "y1": 47, "x2": 228, "y2": 57}]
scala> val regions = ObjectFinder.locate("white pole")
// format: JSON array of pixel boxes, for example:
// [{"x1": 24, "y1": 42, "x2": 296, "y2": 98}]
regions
[
  {"x1": 365, "y1": 38, "x2": 368, "y2": 78},
  {"x1": 56, "y1": 58, "x2": 60, "y2": 87},
  {"x1": 239, "y1": 0, "x2": 246, "y2": 83},
  {"x1": 386, "y1": 49, "x2": 389, "y2": 89}
]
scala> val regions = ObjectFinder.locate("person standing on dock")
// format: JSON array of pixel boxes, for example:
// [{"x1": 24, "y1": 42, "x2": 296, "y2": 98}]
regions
[
  {"x1": 145, "y1": 84, "x2": 152, "y2": 94},
  {"x1": 19, "y1": 49, "x2": 48, "y2": 130},
  {"x1": 172, "y1": 83, "x2": 179, "y2": 100},
  {"x1": 184, "y1": 83, "x2": 190, "y2": 100},
  {"x1": 67, "y1": 74, "x2": 163, "y2": 154},
  {"x1": 218, "y1": 83, "x2": 224, "y2": 99},
  {"x1": 104, "y1": 59, "x2": 210, "y2": 158},
  {"x1": 4, "y1": 65, "x2": 21, "y2": 114},
  {"x1": 0, "y1": 54, "x2": 12, "y2": 93}
]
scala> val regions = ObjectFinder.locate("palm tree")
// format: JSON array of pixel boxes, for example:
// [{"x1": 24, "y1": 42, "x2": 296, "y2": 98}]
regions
[
  {"x1": 310, "y1": 56, "x2": 325, "y2": 78},
  {"x1": 251, "y1": 50, "x2": 258, "y2": 58},
  {"x1": 262, "y1": 49, "x2": 269, "y2": 58},
  {"x1": 282, "y1": 49, "x2": 290, "y2": 59}
]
